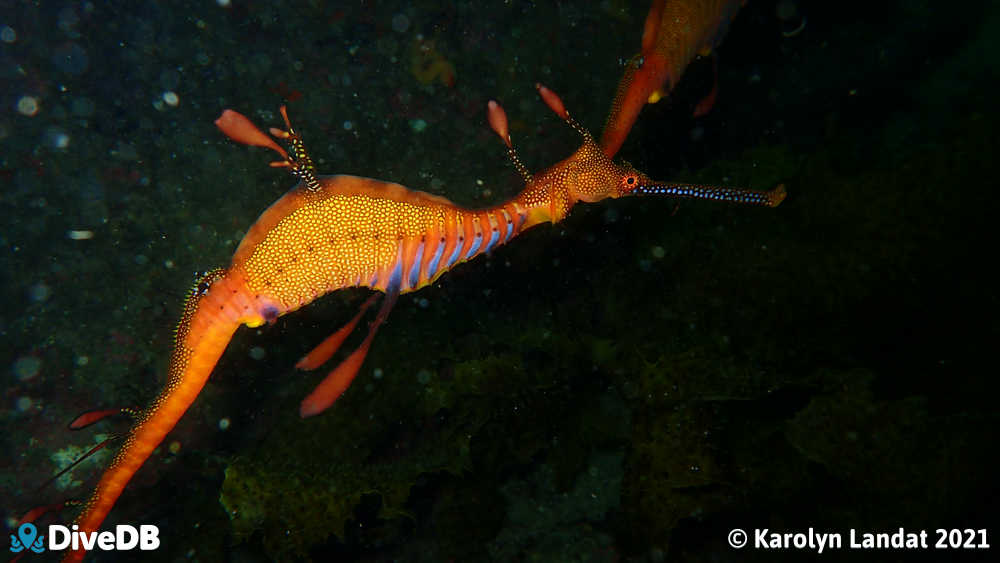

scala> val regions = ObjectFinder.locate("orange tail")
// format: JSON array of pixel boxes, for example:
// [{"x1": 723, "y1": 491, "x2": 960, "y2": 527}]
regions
[
  {"x1": 63, "y1": 270, "x2": 267, "y2": 562},
  {"x1": 600, "y1": 0, "x2": 745, "y2": 158}
]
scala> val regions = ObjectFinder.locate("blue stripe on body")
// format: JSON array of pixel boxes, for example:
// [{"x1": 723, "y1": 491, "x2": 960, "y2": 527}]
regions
[
  {"x1": 426, "y1": 239, "x2": 445, "y2": 279},
  {"x1": 387, "y1": 252, "x2": 403, "y2": 293},
  {"x1": 484, "y1": 229, "x2": 499, "y2": 253},
  {"x1": 445, "y1": 239, "x2": 463, "y2": 269},
  {"x1": 408, "y1": 241, "x2": 424, "y2": 289},
  {"x1": 465, "y1": 233, "x2": 482, "y2": 259}
]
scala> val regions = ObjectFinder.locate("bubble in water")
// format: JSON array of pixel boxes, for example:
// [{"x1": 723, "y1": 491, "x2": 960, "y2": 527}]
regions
[
  {"x1": 17, "y1": 96, "x2": 40, "y2": 116},
  {"x1": 391, "y1": 14, "x2": 410, "y2": 33},
  {"x1": 44, "y1": 126, "x2": 71, "y2": 149},
  {"x1": 416, "y1": 369, "x2": 432, "y2": 385},
  {"x1": 29, "y1": 283, "x2": 50, "y2": 302},
  {"x1": 13, "y1": 356, "x2": 42, "y2": 381}
]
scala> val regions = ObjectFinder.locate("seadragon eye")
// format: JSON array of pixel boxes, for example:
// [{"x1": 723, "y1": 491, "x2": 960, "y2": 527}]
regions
[{"x1": 621, "y1": 174, "x2": 639, "y2": 194}]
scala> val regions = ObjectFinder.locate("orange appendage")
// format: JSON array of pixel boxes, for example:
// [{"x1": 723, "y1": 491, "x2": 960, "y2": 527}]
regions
[
  {"x1": 68, "y1": 408, "x2": 122, "y2": 430},
  {"x1": 299, "y1": 336, "x2": 373, "y2": 418},
  {"x1": 295, "y1": 294, "x2": 377, "y2": 370},
  {"x1": 536, "y1": 83, "x2": 569, "y2": 120},
  {"x1": 300, "y1": 289, "x2": 398, "y2": 418},
  {"x1": 215, "y1": 109, "x2": 288, "y2": 160},
  {"x1": 487, "y1": 100, "x2": 511, "y2": 148}
]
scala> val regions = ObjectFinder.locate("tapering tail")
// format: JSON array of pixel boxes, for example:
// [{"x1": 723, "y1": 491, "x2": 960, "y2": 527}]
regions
[{"x1": 62, "y1": 271, "x2": 254, "y2": 562}]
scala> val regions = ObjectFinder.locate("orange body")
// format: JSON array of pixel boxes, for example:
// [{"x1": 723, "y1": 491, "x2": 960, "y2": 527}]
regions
[
  {"x1": 62, "y1": 85, "x2": 782, "y2": 561},
  {"x1": 601, "y1": 0, "x2": 745, "y2": 157}
]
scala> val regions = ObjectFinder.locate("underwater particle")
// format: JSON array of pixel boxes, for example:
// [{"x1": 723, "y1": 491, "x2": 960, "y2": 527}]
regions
[
  {"x1": 217, "y1": 0, "x2": 231, "y2": 7},
  {"x1": 67, "y1": 229, "x2": 94, "y2": 240},
  {"x1": 134, "y1": 254, "x2": 149, "y2": 265},
  {"x1": 56, "y1": 6, "x2": 79, "y2": 32},
  {"x1": 44, "y1": 126, "x2": 71, "y2": 149},
  {"x1": 249, "y1": 346, "x2": 266, "y2": 360},
  {"x1": 651, "y1": 245, "x2": 665, "y2": 259},
  {"x1": 218, "y1": 417, "x2": 231, "y2": 431},
  {"x1": 168, "y1": 441, "x2": 182, "y2": 454},
  {"x1": 76, "y1": 355, "x2": 89, "y2": 366},
  {"x1": 373, "y1": 367, "x2": 384, "y2": 380},
  {"x1": 51, "y1": 42, "x2": 89, "y2": 76},
  {"x1": 409, "y1": 118, "x2": 428, "y2": 132},
  {"x1": 1, "y1": 26, "x2": 16, "y2": 43},
  {"x1": 17, "y1": 96, "x2": 40, "y2": 116},
  {"x1": 195, "y1": 52, "x2": 210, "y2": 66},
  {"x1": 391, "y1": 13, "x2": 410, "y2": 33},
  {"x1": 162, "y1": 91, "x2": 179, "y2": 107},
  {"x1": 416, "y1": 369, "x2": 432, "y2": 385},
  {"x1": 603, "y1": 207, "x2": 619, "y2": 224},
  {"x1": 29, "y1": 283, "x2": 50, "y2": 302},
  {"x1": 16, "y1": 397, "x2": 33, "y2": 412},
  {"x1": 13, "y1": 356, "x2": 42, "y2": 381},
  {"x1": 342, "y1": 120, "x2": 353, "y2": 131},
  {"x1": 164, "y1": 259, "x2": 175, "y2": 269},
  {"x1": 416, "y1": 297, "x2": 429, "y2": 308}
]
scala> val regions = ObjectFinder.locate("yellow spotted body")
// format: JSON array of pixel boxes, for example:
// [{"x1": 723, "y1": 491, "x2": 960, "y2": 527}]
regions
[{"x1": 226, "y1": 132, "x2": 647, "y2": 315}]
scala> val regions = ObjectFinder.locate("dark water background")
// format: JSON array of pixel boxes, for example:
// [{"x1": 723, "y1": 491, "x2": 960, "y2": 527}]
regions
[{"x1": 1, "y1": 1, "x2": 997, "y2": 561}]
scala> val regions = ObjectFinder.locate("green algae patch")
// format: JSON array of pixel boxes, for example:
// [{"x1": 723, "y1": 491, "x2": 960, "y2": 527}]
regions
[{"x1": 219, "y1": 390, "x2": 482, "y2": 559}]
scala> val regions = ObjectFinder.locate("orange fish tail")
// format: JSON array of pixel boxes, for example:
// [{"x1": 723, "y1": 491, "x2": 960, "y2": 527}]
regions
[{"x1": 600, "y1": 0, "x2": 744, "y2": 158}]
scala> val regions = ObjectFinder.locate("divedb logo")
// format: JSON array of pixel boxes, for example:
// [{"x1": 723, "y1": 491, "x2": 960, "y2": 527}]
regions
[{"x1": 9, "y1": 523, "x2": 160, "y2": 554}]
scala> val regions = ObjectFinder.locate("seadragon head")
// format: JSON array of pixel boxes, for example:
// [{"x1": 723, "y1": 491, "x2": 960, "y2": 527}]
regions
[{"x1": 487, "y1": 83, "x2": 785, "y2": 218}]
